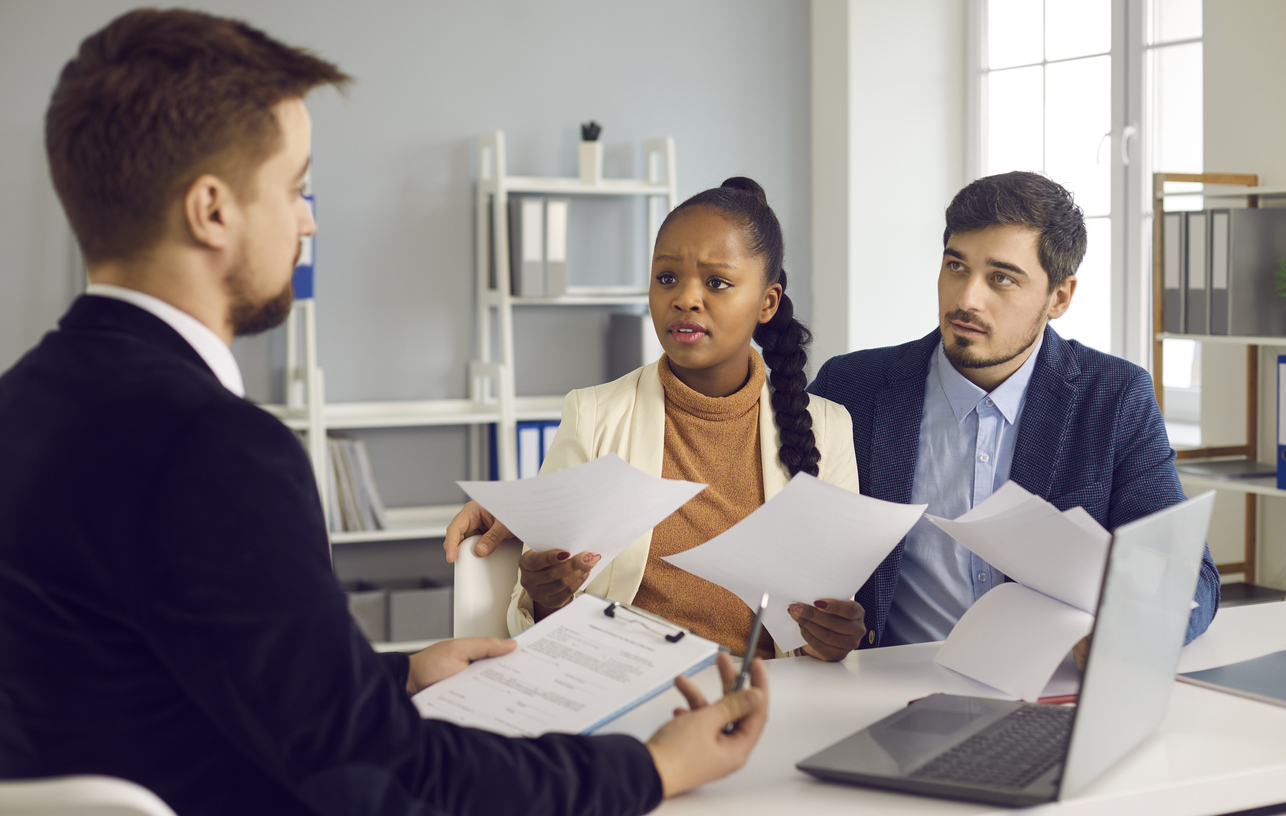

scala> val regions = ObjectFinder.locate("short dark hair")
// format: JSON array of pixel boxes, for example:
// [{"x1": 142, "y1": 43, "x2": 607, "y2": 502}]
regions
[
  {"x1": 45, "y1": 8, "x2": 351, "y2": 264},
  {"x1": 943, "y1": 171, "x2": 1087, "y2": 291},
  {"x1": 659, "y1": 177, "x2": 820, "y2": 478}
]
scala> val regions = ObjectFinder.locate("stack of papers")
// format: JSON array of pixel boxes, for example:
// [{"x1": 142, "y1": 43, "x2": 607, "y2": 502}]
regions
[
  {"x1": 458, "y1": 453, "x2": 705, "y2": 586},
  {"x1": 928, "y1": 482, "x2": 1112, "y2": 702},
  {"x1": 662, "y1": 473, "x2": 926, "y2": 653}
]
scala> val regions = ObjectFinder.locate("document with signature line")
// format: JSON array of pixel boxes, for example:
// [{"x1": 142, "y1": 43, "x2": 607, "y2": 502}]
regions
[{"x1": 412, "y1": 594, "x2": 720, "y2": 737}]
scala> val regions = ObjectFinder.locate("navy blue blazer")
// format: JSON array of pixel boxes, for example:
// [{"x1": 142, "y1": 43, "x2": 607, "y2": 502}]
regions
[
  {"x1": 808, "y1": 325, "x2": 1220, "y2": 648},
  {"x1": 0, "y1": 296, "x2": 662, "y2": 816}
]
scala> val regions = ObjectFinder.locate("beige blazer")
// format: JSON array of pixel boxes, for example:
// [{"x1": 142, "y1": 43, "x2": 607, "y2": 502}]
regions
[{"x1": 506, "y1": 361, "x2": 862, "y2": 652}]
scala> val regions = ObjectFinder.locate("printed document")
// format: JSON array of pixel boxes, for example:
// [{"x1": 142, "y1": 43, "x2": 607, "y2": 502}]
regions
[
  {"x1": 927, "y1": 482, "x2": 1111, "y2": 701},
  {"x1": 412, "y1": 594, "x2": 720, "y2": 736},
  {"x1": 661, "y1": 473, "x2": 926, "y2": 653},
  {"x1": 458, "y1": 453, "x2": 705, "y2": 585}
]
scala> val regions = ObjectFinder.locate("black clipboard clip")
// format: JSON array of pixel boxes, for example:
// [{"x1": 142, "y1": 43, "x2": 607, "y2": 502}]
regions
[{"x1": 603, "y1": 600, "x2": 686, "y2": 642}]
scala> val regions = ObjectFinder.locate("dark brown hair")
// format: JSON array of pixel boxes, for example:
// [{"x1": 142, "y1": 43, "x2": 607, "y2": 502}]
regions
[
  {"x1": 943, "y1": 171, "x2": 1088, "y2": 291},
  {"x1": 45, "y1": 8, "x2": 351, "y2": 263},
  {"x1": 660, "y1": 177, "x2": 820, "y2": 478}
]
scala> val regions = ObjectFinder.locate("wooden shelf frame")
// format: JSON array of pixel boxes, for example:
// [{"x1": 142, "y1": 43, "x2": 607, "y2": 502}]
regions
[{"x1": 1152, "y1": 171, "x2": 1265, "y2": 581}]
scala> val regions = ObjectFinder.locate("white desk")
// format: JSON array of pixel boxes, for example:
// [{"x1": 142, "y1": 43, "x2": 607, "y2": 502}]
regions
[{"x1": 602, "y1": 602, "x2": 1286, "y2": 815}]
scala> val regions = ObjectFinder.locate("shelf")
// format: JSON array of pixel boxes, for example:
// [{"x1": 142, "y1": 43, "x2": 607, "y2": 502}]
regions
[
  {"x1": 488, "y1": 175, "x2": 671, "y2": 197},
  {"x1": 514, "y1": 395, "x2": 565, "y2": 421},
  {"x1": 1158, "y1": 184, "x2": 1286, "y2": 199},
  {"x1": 372, "y1": 638, "x2": 444, "y2": 654},
  {"x1": 1157, "y1": 332, "x2": 1286, "y2": 347},
  {"x1": 261, "y1": 399, "x2": 502, "y2": 430},
  {"x1": 1174, "y1": 473, "x2": 1286, "y2": 499},
  {"x1": 331, "y1": 503, "x2": 463, "y2": 544}
]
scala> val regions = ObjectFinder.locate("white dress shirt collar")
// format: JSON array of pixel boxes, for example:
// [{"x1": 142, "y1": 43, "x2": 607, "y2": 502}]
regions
[{"x1": 84, "y1": 284, "x2": 246, "y2": 397}]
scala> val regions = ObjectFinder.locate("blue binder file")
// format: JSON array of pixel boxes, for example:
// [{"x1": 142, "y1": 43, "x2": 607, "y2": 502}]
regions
[
  {"x1": 1278, "y1": 356, "x2": 1286, "y2": 490},
  {"x1": 292, "y1": 194, "x2": 316, "y2": 299}
]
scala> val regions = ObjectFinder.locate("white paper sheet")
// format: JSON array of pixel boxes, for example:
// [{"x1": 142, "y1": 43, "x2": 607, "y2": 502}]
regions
[
  {"x1": 458, "y1": 453, "x2": 705, "y2": 585},
  {"x1": 661, "y1": 473, "x2": 926, "y2": 653},
  {"x1": 926, "y1": 482, "x2": 1111, "y2": 614},
  {"x1": 412, "y1": 594, "x2": 720, "y2": 736},
  {"x1": 934, "y1": 583, "x2": 1095, "y2": 702}
]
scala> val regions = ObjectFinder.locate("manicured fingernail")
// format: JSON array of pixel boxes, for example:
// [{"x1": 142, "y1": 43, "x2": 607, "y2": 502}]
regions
[
  {"x1": 582, "y1": 553, "x2": 595, "y2": 564},
  {"x1": 556, "y1": 552, "x2": 570, "y2": 561},
  {"x1": 788, "y1": 604, "x2": 801, "y2": 618},
  {"x1": 814, "y1": 600, "x2": 829, "y2": 610}
]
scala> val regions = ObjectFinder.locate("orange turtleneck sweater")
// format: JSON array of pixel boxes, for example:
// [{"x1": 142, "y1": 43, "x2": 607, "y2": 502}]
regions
[{"x1": 630, "y1": 350, "x2": 775, "y2": 659}]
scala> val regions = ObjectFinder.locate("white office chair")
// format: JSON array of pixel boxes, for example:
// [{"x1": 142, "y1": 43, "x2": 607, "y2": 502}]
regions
[
  {"x1": 0, "y1": 775, "x2": 177, "y2": 816},
  {"x1": 452, "y1": 534, "x2": 522, "y2": 638}
]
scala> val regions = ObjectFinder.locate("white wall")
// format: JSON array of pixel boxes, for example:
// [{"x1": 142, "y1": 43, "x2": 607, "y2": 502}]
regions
[
  {"x1": 1201, "y1": 0, "x2": 1286, "y2": 590},
  {"x1": 0, "y1": 0, "x2": 810, "y2": 581},
  {"x1": 810, "y1": 0, "x2": 968, "y2": 367}
]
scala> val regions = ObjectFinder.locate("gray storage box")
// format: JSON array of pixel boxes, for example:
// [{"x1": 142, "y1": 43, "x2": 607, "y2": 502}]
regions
[
  {"x1": 340, "y1": 580, "x2": 387, "y2": 642},
  {"x1": 385, "y1": 578, "x2": 453, "y2": 642}
]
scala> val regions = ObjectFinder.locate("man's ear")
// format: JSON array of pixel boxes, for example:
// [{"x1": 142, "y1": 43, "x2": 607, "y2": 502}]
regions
[
  {"x1": 1047, "y1": 275, "x2": 1077, "y2": 320},
  {"x1": 183, "y1": 174, "x2": 237, "y2": 250}
]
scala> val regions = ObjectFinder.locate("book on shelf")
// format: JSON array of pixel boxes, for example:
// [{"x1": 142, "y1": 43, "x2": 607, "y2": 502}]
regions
[
  {"x1": 1185, "y1": 210, "x2": 1209, "y2": 335},
  {"x1": 508, "y1": 196, "x2": 545, "y2": 297},
  {"x1": 326, "y1": 435, "x2": 390, "y2": 533},
  {"x1": 544, "y1": 197, "x2": 568, "y2": 297},
  {"x1": 1162, "y1": 212, "x2": 1186, "y2": 334}
]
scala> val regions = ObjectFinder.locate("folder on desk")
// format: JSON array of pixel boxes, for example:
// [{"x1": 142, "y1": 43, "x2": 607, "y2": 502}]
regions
[
  {"x1": 1179, "y1": 650, "x2": 1286, "y2": 709},
  {"x1": 1162, "y1": 212, "x2": 1186, "y2": 334},
  {"x1": 1185, "y1": 211, "x2": 1209, "y2": 335}
]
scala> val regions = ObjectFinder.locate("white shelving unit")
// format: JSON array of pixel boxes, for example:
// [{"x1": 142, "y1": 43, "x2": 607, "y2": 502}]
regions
[
  {"x1": 470, "y1": 130, "x2": 677, "y2": 480},
  {"x1": 1152, "y1": 172, "x2": 1286, "y2": 588}
]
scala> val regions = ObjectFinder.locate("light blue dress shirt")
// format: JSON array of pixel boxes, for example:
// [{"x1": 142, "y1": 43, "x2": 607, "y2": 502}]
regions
[{"x1": 882, "y1": 335, "x2": 1044, "y2": 645}]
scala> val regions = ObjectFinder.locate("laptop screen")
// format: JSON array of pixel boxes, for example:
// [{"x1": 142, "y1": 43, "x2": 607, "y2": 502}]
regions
[{"x1": 1058, "y1": 492, "x2": 1215, "y2": 798}]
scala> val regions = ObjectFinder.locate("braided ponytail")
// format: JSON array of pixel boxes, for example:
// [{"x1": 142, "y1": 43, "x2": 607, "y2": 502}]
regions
[{"x1": 659, "y1": 177, "x2": 820, "y2": 477}]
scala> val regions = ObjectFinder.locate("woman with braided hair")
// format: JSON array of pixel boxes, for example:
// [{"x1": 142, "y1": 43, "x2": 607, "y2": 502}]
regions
[{"x1": 445, "y1": 178, "x2": 865, "y2": 662}]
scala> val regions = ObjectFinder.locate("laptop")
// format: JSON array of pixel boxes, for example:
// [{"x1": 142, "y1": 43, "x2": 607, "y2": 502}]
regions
[{"x1": 796, "y1": 491, "x2": 1216, "y2": 807}]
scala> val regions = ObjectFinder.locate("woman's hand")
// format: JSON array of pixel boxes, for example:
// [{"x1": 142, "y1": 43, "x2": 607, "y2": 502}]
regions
[
  {"x1": 405, "y1": 637, "x2": 517, "y2": 695},
  {"x1": 789, "y1": 598, "x2": 867, "y2": 662},
  {"x1": 519, "y1": 549, "x2": 600, "y2": 619},
  {"x1": 442, "y1": 500, "x2": 516, "y2": 563}
]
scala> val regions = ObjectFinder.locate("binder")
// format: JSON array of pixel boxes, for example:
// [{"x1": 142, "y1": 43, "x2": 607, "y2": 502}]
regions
[
  {"x1": 1184, "y1": 211, "x2": 1209, "y2": 335},
  {"x1": 508, "y1": 196, "x2": 545, "y2": 296},
  {"x1": 1209, "y1": 210, "x2": 1231, "y2": 335},
  {"x1": 1222, "y1": 208, "x2": 1286, "y2": 337},
  {"x1": 544, "y1": 198, "x2": 569, "y2": 297},
  {"x1": 1279, "y1": 355, "x2": 1286, "y2": 491},
  {"x1": 517, "y1": 421, "x2": 542, "y2": 479},
  {"x1": 541, "y1": 421, "x2": 559, "y2": 463},
  {"x1": 1162, "y1": 212, "x2": 1186, "y2": 334},
  {"x1": 292, "y1": 193, "x2": 316, "y2": 299}
]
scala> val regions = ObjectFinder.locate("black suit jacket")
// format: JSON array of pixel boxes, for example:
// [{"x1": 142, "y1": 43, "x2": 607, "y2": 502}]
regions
[{"x1": 0, "y1": 296, "x2": 662, "y2": 816}]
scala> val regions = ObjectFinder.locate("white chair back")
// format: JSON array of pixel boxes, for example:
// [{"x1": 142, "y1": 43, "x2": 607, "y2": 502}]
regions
[
  {"x1": 452, "y1": 534, "x2": 522, "y2": 638},
  {"x1": 0, "y1": 775, "x2": 177, "y2": 816}
]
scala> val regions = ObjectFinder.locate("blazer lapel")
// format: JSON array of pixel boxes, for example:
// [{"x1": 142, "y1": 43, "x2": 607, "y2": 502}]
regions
[
  {"x1": 1010, "y1": 326, "x2": 1081, "y2": 496},
  {"x1": 868, "y1": 332, "x2": 938, "y2": 504}
]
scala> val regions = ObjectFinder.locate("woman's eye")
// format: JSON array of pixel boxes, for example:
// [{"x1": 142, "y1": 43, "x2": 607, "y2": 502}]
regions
[
  {"x1": 707, "y1": 278, "x2": 731, "y2": 290},
  {"x1": 655, "y1": 273, "x2": 677, "y2": 285}
]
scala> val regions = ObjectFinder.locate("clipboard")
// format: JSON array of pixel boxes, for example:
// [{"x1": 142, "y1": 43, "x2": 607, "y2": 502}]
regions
[{"x1": 411, "y1": 594, "x2": 722, "y2": 737}]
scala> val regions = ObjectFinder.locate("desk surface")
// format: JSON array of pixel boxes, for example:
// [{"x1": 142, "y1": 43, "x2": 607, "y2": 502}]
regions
[{"x1": 602, "y1": 601, "x2": 1286, "y2": 815}]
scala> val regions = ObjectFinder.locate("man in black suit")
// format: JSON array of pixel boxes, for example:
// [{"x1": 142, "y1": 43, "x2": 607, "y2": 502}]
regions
[{"x1": 0, "y1": 9, "x2": 767, "y2": 816}]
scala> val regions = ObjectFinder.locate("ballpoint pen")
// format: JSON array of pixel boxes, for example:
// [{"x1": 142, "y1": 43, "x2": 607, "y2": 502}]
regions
[{"x1": 724, "y1": 591, "x2": 769, "y2": 734}]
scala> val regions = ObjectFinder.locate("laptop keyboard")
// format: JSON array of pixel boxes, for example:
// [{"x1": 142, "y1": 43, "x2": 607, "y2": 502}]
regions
[{"x1": 909, "y1": 704, "x2": 1074, "y2": 790}]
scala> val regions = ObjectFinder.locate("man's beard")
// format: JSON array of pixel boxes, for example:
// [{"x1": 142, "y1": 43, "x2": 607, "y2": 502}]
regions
[
  {"x1": 941, "y1": 308, "x2": 1045, "y2": 371},
  {"x1": 225, "y1": 246, "x2": 296, "y2": 337}
]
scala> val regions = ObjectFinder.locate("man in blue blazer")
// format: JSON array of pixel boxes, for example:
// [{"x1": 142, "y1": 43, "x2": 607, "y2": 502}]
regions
[
  {"x1": 806, "y1": 171, "x2": 1219, "y2": 651},
  {"x1": 0, "y1": 9, "x2": 765, "y2": 815}
]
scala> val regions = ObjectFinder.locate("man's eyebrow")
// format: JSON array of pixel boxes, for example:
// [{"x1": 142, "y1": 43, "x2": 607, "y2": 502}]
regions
[{"x1": 943, "y1": 247, "x2": 1029, "y2": 279}]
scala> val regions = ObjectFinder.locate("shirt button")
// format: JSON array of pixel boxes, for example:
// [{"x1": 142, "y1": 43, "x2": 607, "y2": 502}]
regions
[
  {"x1": 985, "y1": 398, "x2": 994, "y2": 407},
  {"x1": 978, "y1": 573, "x2": 987, "y2": 582},
  {"x1": 980, "y1": 453, "x2": 990, "y2": 463}
]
